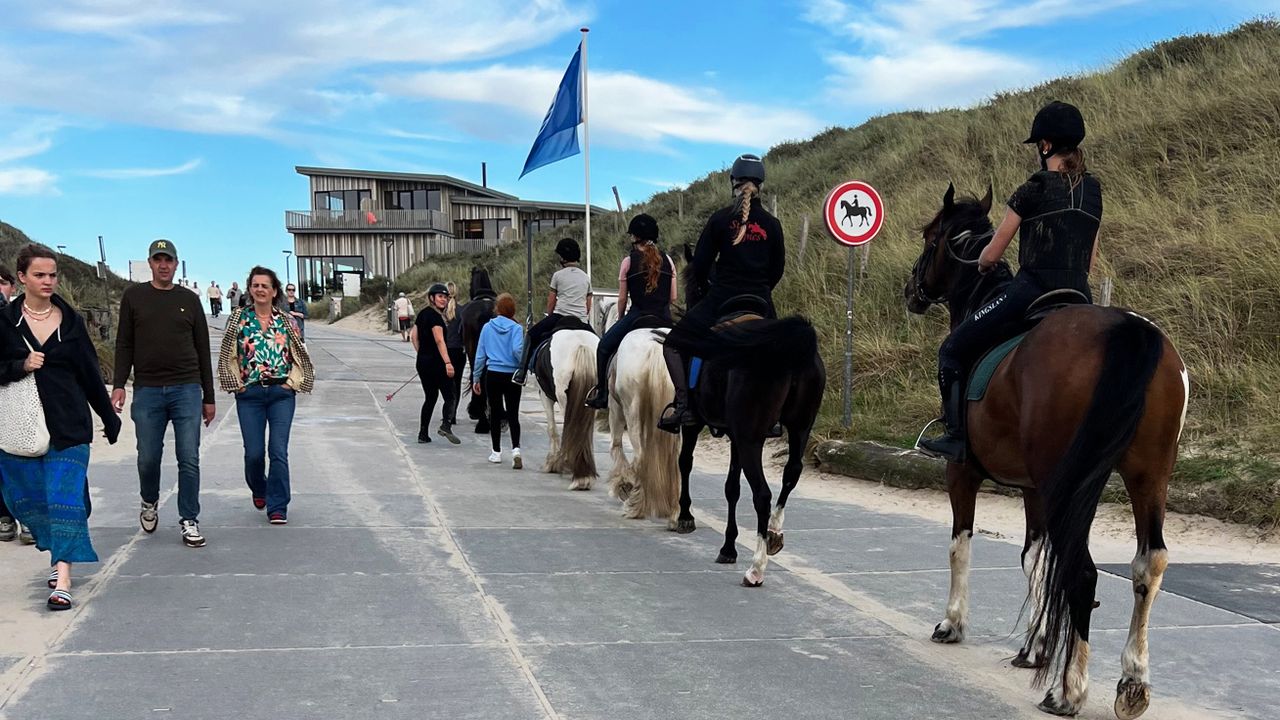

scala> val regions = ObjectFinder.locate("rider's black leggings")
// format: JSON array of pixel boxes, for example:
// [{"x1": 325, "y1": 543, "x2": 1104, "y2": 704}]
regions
[{"x1": 594, "y1": 311, "x2": 667, "y2": 395}]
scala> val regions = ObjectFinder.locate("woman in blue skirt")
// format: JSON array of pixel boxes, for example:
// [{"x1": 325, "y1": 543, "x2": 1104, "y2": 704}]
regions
[{"x1": 0, "y1": 244, "x2": 121, "y2": 610}]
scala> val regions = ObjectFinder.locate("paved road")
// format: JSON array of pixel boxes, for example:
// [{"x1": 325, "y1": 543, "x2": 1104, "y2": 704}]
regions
[{"x1": 1, "y1": 323, "x2": 1276, "y2": 719}]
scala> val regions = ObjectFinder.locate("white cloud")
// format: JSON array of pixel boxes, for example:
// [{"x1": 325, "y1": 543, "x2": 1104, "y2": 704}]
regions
[
  {"x1": 0, "y1": 116, "x2": 67, "y2": 163},
  {"x1": 0, "y1": 168, "x2": 60, "y2": 196},
  {"x1": 381, "y1": 66, "x2": 821, "y2": 149},
  {"x1": 80, "y1": 158, "x2": 204, "y2": 179},
  {"x1": 803, "y1": 0, "x2": 1138, "y2": 108}
]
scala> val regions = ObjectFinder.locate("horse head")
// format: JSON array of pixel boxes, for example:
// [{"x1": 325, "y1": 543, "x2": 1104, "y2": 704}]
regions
[
  {"x1": 470, "y1": 266, "x2": 494, "y2": 298},
  {"x1": 904, "y1": 182, "x2": 996, "y2": 314}
]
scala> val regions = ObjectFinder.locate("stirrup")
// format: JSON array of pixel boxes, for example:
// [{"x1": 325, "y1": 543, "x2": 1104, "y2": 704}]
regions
[
  {"x1": 657, "y1": 402, "x2": 690, "y2": 434},
  {"x1": 914, "y1": 419, "x2": 967, "y2": 463},
  {"x1": 584, "y1": 387, "x2": 608, "y2": 409}
]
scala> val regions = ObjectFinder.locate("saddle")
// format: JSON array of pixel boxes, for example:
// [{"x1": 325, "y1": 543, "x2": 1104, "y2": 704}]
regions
[
  {"x1": 532, "y1": 316, "x2": 596, "y2": 399},
  {"x1": 966, "y1": 289, "x2": 1091, "y2": 401},
  {"x1": 689, "y1": 293, "x2": 780, "y2": 439}
]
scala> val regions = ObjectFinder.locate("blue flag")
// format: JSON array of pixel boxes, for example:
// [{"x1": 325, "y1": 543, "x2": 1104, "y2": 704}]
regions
[{"x1": 520, "y1": 42, "x2": 583, "y2": 179}]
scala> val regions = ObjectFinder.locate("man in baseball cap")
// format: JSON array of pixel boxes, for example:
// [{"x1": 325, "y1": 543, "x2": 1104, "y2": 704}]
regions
[{"x1": 112, "y1": 238, "x2": 216, "y2": 548}]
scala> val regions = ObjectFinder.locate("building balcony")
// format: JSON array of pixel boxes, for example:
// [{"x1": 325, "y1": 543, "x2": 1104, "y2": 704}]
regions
[{"x1": 285, "y1": 208, "x2": 450, "y2": 234}]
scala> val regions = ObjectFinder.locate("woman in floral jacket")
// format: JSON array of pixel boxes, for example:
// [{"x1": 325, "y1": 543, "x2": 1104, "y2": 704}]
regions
[{"x1": 217, "y1": 266, "x2": 315, "y2": 525}]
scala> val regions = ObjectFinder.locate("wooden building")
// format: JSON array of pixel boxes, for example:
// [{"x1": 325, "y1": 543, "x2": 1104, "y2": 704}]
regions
[{"x1": 286, "y1": 166, "x2": 604, "y2": 300}]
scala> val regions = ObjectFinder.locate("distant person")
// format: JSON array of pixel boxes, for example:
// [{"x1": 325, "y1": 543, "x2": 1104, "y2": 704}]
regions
[
  {"x1": 207, "y1": 282, "x2": 223, "y2": 318},
  {"x1": 0, "y1": 264, "x2": 18, "y2": 543},
  {"x1": 443, "y1": 282, "x2": 466, "y2": 410},
  {"x1": 918, "y1": 101, "x2": 1102, "y2": 462},
  {"x1": 0, "y1": 244, "x2": 121, "y2": 610},
  {"x1": 394, "y1": 292, "x2": 413, "y2": 342},
  {"x1": 512, "y1": 238, "x2": 593, "y2": 385},
  {"x1": 226, "y1": 282, "x2": 241, "y2": 310},
  {"x1": 472, "y1": 293, "x2": 524, "y2": 468},
  {"x1": 283, "y1": 283, "x2": 308, "y2": 341},
  {"x1": 411, "y1": 284, "x2": 459, "y2": 444},
  {"x1": 586, "y1": 214, "x2": 676, "y2": 410},
  {"x1": 217, "y1": 266, "x2": 314, "y2": 525},
  {"x1": 112, "y1": 239, "x2": 216, "y2": 548}
]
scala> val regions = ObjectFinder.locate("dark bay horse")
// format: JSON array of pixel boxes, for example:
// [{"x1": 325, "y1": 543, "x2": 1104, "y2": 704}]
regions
[
  {"x1": 460, "y1": 266, "x2": 497, "y2": 433},
  {"x1": 904, "y1": 184, "x2": 1188, "y2": 719},
  {"x1": 663, "y1": 245, "x2": 826, "y2": 588}
]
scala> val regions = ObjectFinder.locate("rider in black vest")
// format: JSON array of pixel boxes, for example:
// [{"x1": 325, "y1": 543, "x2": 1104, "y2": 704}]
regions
[
  {"x1": 585, "y1": 214, "x2": 676, "y2": 410},
  {"x1": 658, "y1": 153, "x2": 785, "y2": 433},
  {"x1": 918, "y1": 101, "x2": 1103, "y2": 462}
]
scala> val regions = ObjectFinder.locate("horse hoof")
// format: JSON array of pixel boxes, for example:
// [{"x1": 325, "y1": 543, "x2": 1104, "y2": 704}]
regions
[
  {"x1": 766, "y1": 530, "x2": 784, "y2": 555},
  {"x1": 741, "y1": 575, "x2": 763, "y2": 588},
  {"x1": 930, "y1": 622, "x2": 963, "y2": 644},
  {"x1": 1012, "y1": 649, "x2": 1046, "y2": 669},
  {"x1": 1114, "y1": 679, "x2": 1151, "y2": 720},
  {"x1": 715, "y1": 552, "x2": 737, "y2": 564},
  {"x1": 1037, "y1": 691, "x2": 1079, "y2": 717},
  {"x1": 669, "y1": 518, "x2": 696, "y2": 534}
]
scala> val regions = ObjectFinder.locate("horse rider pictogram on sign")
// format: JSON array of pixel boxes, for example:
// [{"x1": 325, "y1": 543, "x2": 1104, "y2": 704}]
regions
[{"x1": 823, "y1": 180, "x2": 884, "y2": 247}]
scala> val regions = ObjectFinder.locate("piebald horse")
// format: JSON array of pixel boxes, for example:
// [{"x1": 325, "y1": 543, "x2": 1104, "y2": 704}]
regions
[
  {"x1": 532, "y1": 328, "x2": 599, "y2": 490},
  {"x1": 904, "y1": 184, "x2": 1188, "y2": 719}
]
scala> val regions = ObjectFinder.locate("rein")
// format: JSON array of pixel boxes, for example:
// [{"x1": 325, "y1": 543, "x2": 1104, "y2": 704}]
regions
[{"x1": 910, "y1": 225, "x2": 995, "y2": 306}]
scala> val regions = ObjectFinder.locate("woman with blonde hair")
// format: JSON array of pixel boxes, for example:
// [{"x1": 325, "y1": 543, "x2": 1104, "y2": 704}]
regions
[{"x1": 443, "y1": 281, "x2": 467, "y2": 423}]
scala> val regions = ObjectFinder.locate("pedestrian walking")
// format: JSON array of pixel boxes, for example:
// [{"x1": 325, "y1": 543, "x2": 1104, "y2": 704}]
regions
[
  {"x1": 283, "y1": 283, "x2": 308, "y2": 342},
  {"x1": 444, "y1": 282, "x2": 466, "y2": 409},
  {"x1": 112, "y1": 239, "x2": 216, "y2": 548},
  {"x1": 472, "y1": 293, "x2": 524, "y2": 468},
  {"x1": 207, "y1": 282, "x2": 223, "y2": 318},
  {"x1": 0, "y1": 244, "x2": 121, "y2": 610},
  {"x1": 411, "y1": 283, "x2": 459, "y2": 445},
  {"x1": 394, "y1": 292, "x2": 413, "y2": 342},
  {"x1": 0, "y1": 264, "x2": 18, "y2": 543},
  {"x1": 226, "y1": 282, "x2": 241, "y2": 311},
  {"x1": 217, "y1": 266, "x2": 314, "y2": 525}
]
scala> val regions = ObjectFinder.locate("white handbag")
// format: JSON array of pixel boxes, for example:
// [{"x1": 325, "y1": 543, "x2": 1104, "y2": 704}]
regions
[{"x1": 0, "y1": 337, "x2": 51, "y2": 457}]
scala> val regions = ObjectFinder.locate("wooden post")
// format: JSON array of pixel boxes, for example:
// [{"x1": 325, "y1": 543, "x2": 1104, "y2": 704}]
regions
[
  {"x1": 859, "y1": 243, "x2": 870, "y2": 279},
  {"x1": 797, "y1": 215, "x2": 810, "y2": 266},
  {"x1": 612, "y1": 185, "x2": 624, "y2": 235},
  {"x1": 771, "y1": 194, "x2": 778, "y2": 216},
  {"x1": 1100, "y1": 277, "x2": 1114, "y2": 307},
  {"x1": 677, "y1": 192, "x2": 683, "y2": 221}
]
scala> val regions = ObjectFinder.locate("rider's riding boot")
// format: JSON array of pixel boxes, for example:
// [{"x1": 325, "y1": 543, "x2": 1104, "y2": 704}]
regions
[
  {"x1": 585, "y1": 383, "x2": 609, "y2": 410},
  {"x1": 917, "y1": 373, "x2": 967, "y2": 463},
  {"x1": 657, "y1": 345, "x2": 695, "y2": 434},
  {"x1": 511, "y1": 341, "x2": 532, "y2": 386}
]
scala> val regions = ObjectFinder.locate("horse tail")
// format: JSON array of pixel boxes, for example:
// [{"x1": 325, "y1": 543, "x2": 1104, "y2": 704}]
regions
[
  {"x1": 668, "y1": 316, "x2": 818, "y2": 373},
  {"x1": 632, "y1": 340, "x2": 681, "y2": 519},
  {"x1": 559, "y1": 342, "x2": 598, "y2": 483},
  {"x1": 1030, "y1": 313, "x2": 1165, "y2": 689}
]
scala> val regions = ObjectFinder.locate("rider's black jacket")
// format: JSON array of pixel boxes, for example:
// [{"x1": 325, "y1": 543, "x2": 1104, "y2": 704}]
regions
[
  {"x1": 692, "y1": 197, "x2": 785, "y2": 297},
  {"x1": 1008, "y1": 170, "x2": 1102, "y2": 293}
]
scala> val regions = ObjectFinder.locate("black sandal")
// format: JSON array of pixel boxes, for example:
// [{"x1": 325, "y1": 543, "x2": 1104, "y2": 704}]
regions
[{"x1": 47, "y1": 589, "x2": 73, "y2": 611}]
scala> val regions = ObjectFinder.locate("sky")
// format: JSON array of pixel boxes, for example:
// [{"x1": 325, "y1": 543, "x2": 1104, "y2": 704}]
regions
[{"x1": 0, "y1": 0, "x2": 1274, "y2": 289}]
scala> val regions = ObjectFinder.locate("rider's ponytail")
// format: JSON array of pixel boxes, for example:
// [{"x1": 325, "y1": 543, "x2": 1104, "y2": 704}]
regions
[
  {"x1": 1057, "y1": 148, "x2": 1086, "y2": 186},
  {"x1": 731, "y1": 181, "x2": 759, "y2": 245},
  {"x1": 637, "y1": 241, "x2": 663, "y2": 293}
]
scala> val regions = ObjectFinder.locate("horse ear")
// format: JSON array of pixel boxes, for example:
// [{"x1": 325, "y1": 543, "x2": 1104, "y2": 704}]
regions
[
  {"x1": 980, "y1": 183, "x2": 993, "y2": 213},
  {"x1": 683, "y1": 242, "x2": 694, "y2": 263},
  {"x1": 943, "y1": 183, "x2": 955, "y2": 211}
]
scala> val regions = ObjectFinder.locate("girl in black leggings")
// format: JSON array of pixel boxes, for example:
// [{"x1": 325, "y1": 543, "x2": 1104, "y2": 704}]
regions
[{"x1": 472, "y1": 294, "x2": 525, "y2": 468}]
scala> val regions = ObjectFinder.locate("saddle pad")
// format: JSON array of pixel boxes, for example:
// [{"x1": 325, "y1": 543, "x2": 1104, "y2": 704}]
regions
[
  {"x1": 966, "y1": 332, "x2": 1028, "y2": 402},
  {"x1": 690, "y1": 358, "x2": 703, "y2": 389}
]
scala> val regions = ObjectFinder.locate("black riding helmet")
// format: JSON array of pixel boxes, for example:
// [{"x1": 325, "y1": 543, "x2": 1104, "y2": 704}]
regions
[
  {"x1": 427, "y1": 282, "x2": 449, "y2": 297},
  {"x1": 1023, "y1": 101, "x2": 1086, "y2": 151},
  {"x1": 627, "y1": 214, "x2": 659, "y2": 243},
  {"x1": 554, "y1": 238, "x2": 580, "y2": 263},
  {"x1": 730, "y1": 153, "x2": 765, "y2": 185}
]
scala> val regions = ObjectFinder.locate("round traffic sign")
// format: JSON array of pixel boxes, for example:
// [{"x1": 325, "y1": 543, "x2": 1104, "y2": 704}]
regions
[{"x1": 823, "y1": 181, "x2": 884, "y2": 247}]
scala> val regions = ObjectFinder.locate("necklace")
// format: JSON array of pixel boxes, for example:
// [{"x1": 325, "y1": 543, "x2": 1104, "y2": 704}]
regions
[{"x1": 23, "y1": 303, "x2": 53, "y2": 318}]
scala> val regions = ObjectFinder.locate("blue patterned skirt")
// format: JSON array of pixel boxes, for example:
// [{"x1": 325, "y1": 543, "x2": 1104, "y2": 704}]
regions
[{"x1": 0, "y1": 445, "x2": 96, "y2": 564}]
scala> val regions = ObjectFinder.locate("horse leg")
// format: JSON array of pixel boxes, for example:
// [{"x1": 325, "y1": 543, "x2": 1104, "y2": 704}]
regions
[
  {"x1": 767, "y1": 422, "x2": 809, "y2": 556},
  {"x1": 1114, "y1": 472, "x2": 1169, "y2": 720},
  {"x1": 931, "y1": 463, "x2": 982, "y2": 644},
  {"x1": 540, "y1": 394, "x2": 560, "y2": 473},
  {"x1": 1039, "y1": 552, "x2": 1098, "y2": 717},
  {"x1": 716, "y1": 443, "x2": 742, "y2": 564},
  {"x1": 607, "y1": 392, "x2": 634, "y2": 506},
  {"x1": 739, "y1": 442, "x2": 773, "y2": 588},
  {"x1": 1014, "y1": 488, "x2": 1050, "y2": 668},
  {"x1": 668, "y1": 424, "x2": 699, "y2": 533}
]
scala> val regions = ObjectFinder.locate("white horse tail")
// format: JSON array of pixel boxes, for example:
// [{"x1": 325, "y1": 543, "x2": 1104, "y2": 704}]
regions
[
  {"x1": 630, "y1": 342, "x2": 680, "y2": 520},
  {"x1": 559, "y1": 342, "x2": 598, "y2": 487}
]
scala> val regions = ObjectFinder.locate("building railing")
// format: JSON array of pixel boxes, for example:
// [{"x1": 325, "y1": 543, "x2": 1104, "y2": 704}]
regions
[{"x1": 285, "y1": 208, "x2": 450, "y2": 233}]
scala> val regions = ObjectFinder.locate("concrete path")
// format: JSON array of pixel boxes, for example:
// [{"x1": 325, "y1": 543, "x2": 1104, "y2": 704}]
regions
[{"x1": 1, "y1": 323, "x2": 1276, "y2": 720}]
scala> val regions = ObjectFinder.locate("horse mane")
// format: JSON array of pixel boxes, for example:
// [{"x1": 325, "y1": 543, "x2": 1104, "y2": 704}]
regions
[{"x1": 934, "y1": 197, "x2": 1012, "y2": 318}]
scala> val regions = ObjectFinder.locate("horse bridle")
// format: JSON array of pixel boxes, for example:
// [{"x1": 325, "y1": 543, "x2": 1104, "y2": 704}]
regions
[{"x1": 909, "y1": 225, "x2": 995, "y2": 306}]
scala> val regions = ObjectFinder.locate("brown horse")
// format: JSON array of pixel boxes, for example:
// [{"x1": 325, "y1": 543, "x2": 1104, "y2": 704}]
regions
[{"x1": 904, "y1": 184, "x2": 1188, "y2": 719}]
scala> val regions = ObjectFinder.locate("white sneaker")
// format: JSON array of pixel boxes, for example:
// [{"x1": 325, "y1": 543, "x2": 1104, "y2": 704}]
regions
[
  {"x1": 179, "y1": 519, "x2": 206, "y2": 548},
  {"x1": 487, "y1": 451, "x2": 502, "y2": 464},
  {"x1": 140, "y1": 501, "x2": 159, "y2": 534},
  {"x1": 512, "y1": 448, "x2": 523, "y2": 470}
]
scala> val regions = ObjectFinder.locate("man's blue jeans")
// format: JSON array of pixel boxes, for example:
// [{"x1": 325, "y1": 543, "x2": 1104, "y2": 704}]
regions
[
  {"x1": 132, "y1": 384, "x2": 204, "y2": 522},
  {"x1": 235, "y1": 384, "x2": 296, "y2": 516}
]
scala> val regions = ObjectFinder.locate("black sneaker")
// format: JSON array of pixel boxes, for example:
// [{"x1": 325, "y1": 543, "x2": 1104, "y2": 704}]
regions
[
  {"x1": 0, "y1": 516, "x2": 15, "y2": 542},
  {"x1": 179, "y1": 519, "x2": 207, "y2": 548},
  {"x1": 139, "y1": 501, "x2": 159, "y2": 534}
]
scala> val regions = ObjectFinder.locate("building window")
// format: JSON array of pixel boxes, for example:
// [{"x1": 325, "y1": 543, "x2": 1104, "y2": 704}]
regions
[
  {"x1": 529, "y1": 216, "x2": 575, "y2": 235},
  {"x1": 314, "y1": 190, "x2": 371, "y2": 212},
  {"x1": 297, "y1": 255, "x2": 365, "y2": 300},
  {"x1": 454, "y1": 218, "x2": 512, "y2": 239},
  {"x1": 384, "y1": 189, "x2": 441, "y2": 211}
]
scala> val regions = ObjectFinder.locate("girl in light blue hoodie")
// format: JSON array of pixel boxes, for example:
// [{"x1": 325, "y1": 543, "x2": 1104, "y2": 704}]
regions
[{"x1": 472, "y1": 293, "x2": 525, "y2": 467}]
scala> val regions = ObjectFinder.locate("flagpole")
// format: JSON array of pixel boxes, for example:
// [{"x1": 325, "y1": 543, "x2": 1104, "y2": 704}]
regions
[{"x1": 580, "y1": 27, "x2": 591, "y2": 284}]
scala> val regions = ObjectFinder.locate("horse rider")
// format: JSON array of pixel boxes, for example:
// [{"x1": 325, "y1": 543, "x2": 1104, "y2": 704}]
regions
[
  {"x1": 512, "y1": 238, "x2": 593, "y2": 386},
  {"x1": 584, "y1": 213, "x2": 677, "y2": 410},
  {"x1": 918, "y1": 100, "x2": 1103, "y2": 462},
  {"x1": 658, "y1": 153, "x2": 785, "y2": 433}
]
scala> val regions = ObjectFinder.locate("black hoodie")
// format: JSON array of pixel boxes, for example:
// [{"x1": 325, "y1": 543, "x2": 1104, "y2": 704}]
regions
[{"x1": 0, "y1": 294, "x2": 121, "y2": 451}]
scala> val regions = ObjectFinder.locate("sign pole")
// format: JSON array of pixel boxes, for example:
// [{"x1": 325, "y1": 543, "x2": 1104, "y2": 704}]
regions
[{"x1": 843, "y1": 245, "x2": 855, "y2": 427}]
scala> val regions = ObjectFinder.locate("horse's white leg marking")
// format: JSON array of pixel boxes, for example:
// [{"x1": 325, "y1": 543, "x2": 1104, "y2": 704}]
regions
[
  {"x1": 768, "y1": 506, "x2": 785, "y2": 533},
  {"x1": 1042, "y1": 634, "x2": 1090, "y2": 715},
  {"x1": 743, "y1": 534, "x2": 769, "y2": 586},
  {"x1": 1116, "y1": 547, "x2": 1167, "y2": 720},
  {"x1": 1022, "y1": 536, "x2": 1047, "y2": 660},
  {"x1": 1177, "y1": 366, "x2": 1189, "y2": 441},
  {"x1": 935, "y1": 531, "x2": 972, "y2": 641}
]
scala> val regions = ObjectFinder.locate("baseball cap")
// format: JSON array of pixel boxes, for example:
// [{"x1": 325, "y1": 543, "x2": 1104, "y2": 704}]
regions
[{"x1": 148, "y1": 238, "x2": 178, "y2": 259}]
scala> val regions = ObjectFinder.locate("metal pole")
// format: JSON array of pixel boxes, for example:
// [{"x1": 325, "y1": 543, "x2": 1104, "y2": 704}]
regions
[
  {"x1": 525, "y1": 218, "x2": 534, "y2": 325},
  {"x1": 580, "y1": 27, "x2": 591, "y2": 282},
  {"x1": 843, "y1": 245, "x2": 855, "y2": 427}
]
